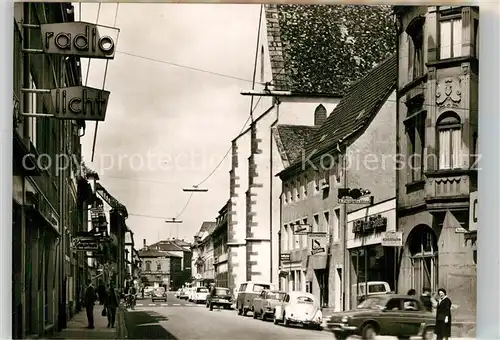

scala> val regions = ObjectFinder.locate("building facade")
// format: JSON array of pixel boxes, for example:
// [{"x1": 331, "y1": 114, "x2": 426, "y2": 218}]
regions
[
  {"x1": 12, "y1": 3, "x2": 92, "y2": 337},
  {"x1": 394, "y1": 6, "x2": 478, "y2": 329},
  {"x1": 149, "y1": 239, "x2": 193, "y2": 288},
  {"x1": 191, "y1": 222, "x2": 216, "y2": 287},
  {"x1": 213, "y1": 202, "x2": 230, "y2": 288},
  {"x1": 277, "y1": 55, "x2": 397, "y2": 311},
  {"x1": 138, "y1": 248, "x2": 181, "y2": 289},
  {"x1": 229, "y1": 4, "x2": 395, "y2": 294}
]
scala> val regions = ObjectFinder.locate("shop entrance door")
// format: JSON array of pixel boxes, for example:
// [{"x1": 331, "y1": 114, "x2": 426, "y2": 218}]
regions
[{"x1": 315, "y1": 269, "x2": 328, "y2": 307}]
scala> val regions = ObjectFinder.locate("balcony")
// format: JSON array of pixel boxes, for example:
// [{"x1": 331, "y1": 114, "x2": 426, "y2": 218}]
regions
[{"x1": 424, "y1": 170, "x2": 473, "y2": 211}]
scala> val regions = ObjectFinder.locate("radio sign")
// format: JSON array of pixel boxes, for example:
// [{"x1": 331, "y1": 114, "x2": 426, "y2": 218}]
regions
[
  {"x1": 40, "y1": 22, "x2": 118, "y2": 59},
  {"x1": 51, "y1": 86, "x2": 109, "y2": 121}
]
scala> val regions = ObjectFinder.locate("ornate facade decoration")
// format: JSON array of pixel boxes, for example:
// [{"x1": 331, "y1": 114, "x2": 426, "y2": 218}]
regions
[{"x1": 435, "y1": 77, "x2": 462, "y2": 107}]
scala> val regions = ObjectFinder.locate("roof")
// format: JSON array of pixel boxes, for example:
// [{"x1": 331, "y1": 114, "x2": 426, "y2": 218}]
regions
[
  {"x1": 138, "y1": 249, "x2": 183, "y2": 258},
  {"x1": 149, "y1": 240, "x2": 189, "y2": 253},
  {"x1": 273, "y1": 125, "x2": 319, "y2": 167},
  {"x1": 279, "y1": 54, "x2": 397, "y2": 177},
  {"x1": 194, "y1": 222, "x2": 217, "y2": 240},
  {"x1": 265, "y1": 4, "x2": 396, "y2": 95}
]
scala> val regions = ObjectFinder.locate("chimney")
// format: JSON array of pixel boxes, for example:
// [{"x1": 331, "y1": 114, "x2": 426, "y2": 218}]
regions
[
  {"x1": 143, "y1": 239, "x2": 146, "y2": 248},
  {"x1": 314, "y1": 104, "x2": 327, "y2": 126}
]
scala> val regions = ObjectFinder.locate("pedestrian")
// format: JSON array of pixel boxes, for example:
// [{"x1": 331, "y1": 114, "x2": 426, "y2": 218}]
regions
[
  {"x1": 97, "y1": 281, "x2": 106, "y2": 305},
  {"x1": 105, "y1": 282, "x2": 120, "y2": 328},
  {"x1": 435, "y1": 288, "x2": 452, "y2": 340},
  {"x1": 84, "y1": 280, "x2": 97, "y2": 329},
  {"x1": 420, "y1": 287, "x2": 434, "y2": 312}
]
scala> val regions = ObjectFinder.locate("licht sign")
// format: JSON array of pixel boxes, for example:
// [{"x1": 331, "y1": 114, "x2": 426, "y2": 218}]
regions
[
  {"x1": 40, "y1": 22, "x2": 118, "y2": 59},
  {"x1": 51, "y1": 86, "x2": 109, "y2": 121}
]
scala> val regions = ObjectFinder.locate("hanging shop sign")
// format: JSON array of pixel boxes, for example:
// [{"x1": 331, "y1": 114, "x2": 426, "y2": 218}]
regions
[
  {"x1": 339, "y1": 196, "x2": 372, "y2": 204},
  {"x1": 353, "y1": 214, "x2": 387, "y2": 235},
  {"x1": 40, "y1": 22, "x2": 118, "y2": 59},
  {"x1": 469, "y1": 191, "x2": 478, "y2": 232},
  {"x1": 381, "y1": 231, "x2": 403, "y2": 247},
  {"x1": 50, "y1": 86, "x2": 109, "y2": 121},
  {"x1": 293, "y1": 223, "x2": 311, "y2": 235},
  {"x1": 308, "y1": 233, "x2": 328, "y2": 256},
  {"x1": 280, "y1": 253, "x2": 291, "y2": 262},
  {"x1": 71, "y1": 236, "x2": 99, "y2": 251}
]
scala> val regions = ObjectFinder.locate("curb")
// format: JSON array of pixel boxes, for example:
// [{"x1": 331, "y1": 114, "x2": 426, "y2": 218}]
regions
[{"x1": 116, "y1": 306, "x2": 129, "y2": 339}]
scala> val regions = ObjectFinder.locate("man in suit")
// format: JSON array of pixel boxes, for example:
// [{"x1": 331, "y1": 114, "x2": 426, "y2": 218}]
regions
[{"x1": 84, "y1": 280, "x2": 97, "y2": 329}]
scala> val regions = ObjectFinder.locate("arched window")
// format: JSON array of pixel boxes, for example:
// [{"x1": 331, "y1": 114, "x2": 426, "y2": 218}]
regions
[
  {"x1": 408, "y1": 225, "x2": 438, "y2": 294},
  {"x1": 437, "y1": 112, "x2": 462, "y2": 170}
]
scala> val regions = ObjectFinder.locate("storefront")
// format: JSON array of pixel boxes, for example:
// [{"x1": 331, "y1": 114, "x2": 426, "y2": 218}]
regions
[{"x1": 347, "y1": 198, "x2": 396, "y2": 309}]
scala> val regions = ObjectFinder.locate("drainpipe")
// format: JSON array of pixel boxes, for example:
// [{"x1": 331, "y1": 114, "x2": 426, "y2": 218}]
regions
[
  {"x1": 270, "y1": 102, "x2": 279, "y2": 285},
  {"x1": 394, "y1": 12, "x2": 401, "y2": 294}
]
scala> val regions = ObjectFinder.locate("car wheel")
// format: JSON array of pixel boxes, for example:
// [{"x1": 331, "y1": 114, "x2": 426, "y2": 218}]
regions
[
  {"x1": 273, "y1": 314, "x2": 279, "y2": 325},
  {"x1": 423, "y1": 326, "x2": 435, "y2": 340},
  {"x1": 237, "y1": 306, "x2": 243, "y2": 315},
  {"x1": 260, "y1": 310, "x2": 266, "y2": 321},
  {"x1": 209, "y1": 303, "x2": 213, "y2": 311},
  {"x1": 283, "y1": 313, "x2": 289, "y2": 327},
  {"x1": 361, "y1": 323, "x2": 378, "y2": 340}
]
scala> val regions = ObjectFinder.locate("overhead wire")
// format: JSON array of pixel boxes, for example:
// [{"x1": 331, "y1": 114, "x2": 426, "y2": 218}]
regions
[
  {"x1": 91, "y1": 3, "x2": 120, "y2": 162},
  {"x1": 249, "y1": 4, "x2": 264, "y2": 122}
]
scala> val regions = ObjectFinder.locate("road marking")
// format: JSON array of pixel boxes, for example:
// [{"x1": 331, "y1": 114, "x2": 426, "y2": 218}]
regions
[
  {"x1": 136, "y1": 304, "x2": 143, "y2": 306},
  {"x1": 173, "y1": 304, "x2": 180, "y2": 306},
  {"x1": 149, "y1": 304, "x2": 155, "y2": 306},
  {"x1": 161, "y1": 303, "x2": 168, "y2": 306}
]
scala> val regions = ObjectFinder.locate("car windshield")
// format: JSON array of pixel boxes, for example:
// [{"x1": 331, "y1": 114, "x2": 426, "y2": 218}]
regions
[
  {"x1": 155, "y1": 288, "x2": 165, "y2": 294},
  {"x1": 215, "y1": 288, "x2": 230, "y2": 295},
  {"x1": 368, "y1": 284, "x2": 387, "y2": 293},
  {"x1": 253, "y1": 284, "x2": 271, "y2": 293},
  {"x1": 297, "y1": 296, "x2": 314, "y2": 304},
  {"x1": 268, "y1": 292, "x2": 285, "y2": 301},
  {"x1": 196, "y1": 287, "x2": 209, "y2": 293},
  {"x1": 357, "y1": 297, "x2": 386, "y2": 310}
]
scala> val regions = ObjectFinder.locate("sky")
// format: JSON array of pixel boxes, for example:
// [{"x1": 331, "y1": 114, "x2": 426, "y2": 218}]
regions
[{"x1": 74, "y1": 3, "x2": 261, "y2": 246}]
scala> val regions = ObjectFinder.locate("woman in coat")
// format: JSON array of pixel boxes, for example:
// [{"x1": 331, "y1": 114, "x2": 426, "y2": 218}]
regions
[
  {"x1": 435, "y1": 288, "x2": 452, "y2": 340},
  {"x1": 105, "y1": 282, "x2": 120, "y2": 328}
]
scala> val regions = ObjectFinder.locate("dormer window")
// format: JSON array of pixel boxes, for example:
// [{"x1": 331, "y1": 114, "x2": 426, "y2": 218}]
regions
[{"x1": 406, "y1": 15, "x2": 425, "y2": 81}]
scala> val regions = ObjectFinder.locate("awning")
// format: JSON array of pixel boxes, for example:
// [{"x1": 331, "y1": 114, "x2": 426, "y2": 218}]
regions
[{"x1": 309, "y1": 255, "x2": 327, "y2": 270}]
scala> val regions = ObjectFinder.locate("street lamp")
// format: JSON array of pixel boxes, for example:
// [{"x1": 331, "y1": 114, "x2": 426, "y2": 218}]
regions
[
  {"x1": 182, "y1": 186, "x2": 208, "y2": 192},
  {"x1": 165, "y1": 218, "x2": 183, "y2": 239}
]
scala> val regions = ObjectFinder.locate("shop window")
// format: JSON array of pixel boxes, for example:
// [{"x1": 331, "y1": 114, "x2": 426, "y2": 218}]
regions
[
  {"x1": 408, "y1": 225, "x2": 438, "y2": 294},
  {"x1": 439, "y1": 16, "x2": 462, "y2": 59},
  {"x1": 438, "y1": 112, "x2": 462, "y2": 170}
]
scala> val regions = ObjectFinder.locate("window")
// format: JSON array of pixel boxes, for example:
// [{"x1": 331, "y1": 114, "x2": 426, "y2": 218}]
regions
[
  {"x1": 408, "y1": 225, "x2": 438, "y2": 294},
  {"x1": 297, "y1": 296, "x2": 314, "y2": 304},
  {"x1": 333, "y1": 209, "x2": 341, "y2": 241},
  {"x1": 472, "y1": 132, "x2": 478, "y2": 169},
  {"x1": 405, "y1": 99, "x2": 426, "y2": 182},
  {"x1": 239, "y1": 284, "x2": 247, "y2": 292},
  {"x1": 253, "y1": 284, "x2": 270, "y2": 292},
  {"x1": 156, "y1": 262, "x2": 162, "y2": 271},
  {"x1": 28, "y1": 73, "x2": 38, "y2": 148},
  {"x1": 284, "y1": 184, "x2": 289, "y2": 204},
  {"x1": 288, "y1": 225, "x2": 294, "y2": 251},
  {"x1": 282, "y1": 225, "x2": 288, "y2": 251},
  {"x1": 438, "y1": 112, "x2": 462, "y2": 170},
  {"x1": 440, "y1": 18, "x2": 462, "y2": 59},
  {"x1": 313, "y1": 214, "x2": 320, "y2": 233},
  {"x1": 294, "y1": 220, "x2": 300, "y2": 250},
  {"x1": 303, "y1": 175, "x2": 308, "y2": 198},
  {"x1": 323, "y1": 211, "x2": 330, "y2": 233},
  {"x1": 301, "y1": 218, "x2": 308, "y2": 249},
  {"x1": 406, "y1": 16, "x2": 425, "y2": 80},
  {"x1": 314, "y1": 171, "x2": 320, "y2": 192},
  {"x1": 145, "y1": 261, "x2": 151, "y2": 272}
]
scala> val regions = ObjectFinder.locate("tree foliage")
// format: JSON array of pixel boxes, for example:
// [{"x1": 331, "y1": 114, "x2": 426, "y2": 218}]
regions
[{"x1": 276, "y1": 5, "x2": 396, "y2": 94}]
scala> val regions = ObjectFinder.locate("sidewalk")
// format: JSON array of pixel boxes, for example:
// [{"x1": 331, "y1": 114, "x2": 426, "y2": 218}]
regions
[{"x1": 48, "y1": 305, "x2": 126, "y2": 339}]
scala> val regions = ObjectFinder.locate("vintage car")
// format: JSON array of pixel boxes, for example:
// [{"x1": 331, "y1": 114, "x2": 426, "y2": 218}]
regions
[
  {"x1": 252, "y1": 290, "x2": 286, "y2": 320},
  {"x1": 175, "y1": 289, "x2": 183, "y2": 298},
  {"x1": 236, "y1": 281, "x2": 276, "y2": 316},
  {"x1": 178, "y1": 289, "x2": 189, "y2": 300},
  {"x1": 151, "y1": 287, "x2": 167, "y2": 302},
  {"x1": 352, "y1": 281, "x2": 392, "y2": 303},
  {"x1": 207, "y1": 287, "x2": 233, "y2": 310},
  {"x1": 323, "y1": 294, "x2": 435, "y2": 340},
  {"x1": 193, "y1": 286, "x2": 210, "y2": 304},
  {"x1": 273, "y1": 291, "x2": 323, "y2": 329}
]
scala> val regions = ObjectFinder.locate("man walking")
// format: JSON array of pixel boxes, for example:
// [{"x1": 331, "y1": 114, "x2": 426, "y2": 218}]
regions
[
  {"x1": 105, "y1": 282, "x2": 120, "y2": 328},
  {"x1": 84, "y1": 280, "x2": 97, "y2": 329}
]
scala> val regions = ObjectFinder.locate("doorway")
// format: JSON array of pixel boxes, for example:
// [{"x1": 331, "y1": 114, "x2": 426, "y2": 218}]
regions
[{"x1": 315, "y1": 269, "x2": 328, "y2": 307}]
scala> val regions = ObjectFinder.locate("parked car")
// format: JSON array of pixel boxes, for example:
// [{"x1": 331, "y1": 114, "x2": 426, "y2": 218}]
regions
[
  {"x1": 351, "y1": 281, "x2": 391, "y2": 303},
  {"x1": 323, "y1": 294, "x2": 435, "y2": 340},
  {"x1": 193, "y1": 286, "x2": 210, "y2": 304},
  {"x1": 236, "y1": 281, "x2": 276, "y2": 316},
  {"x1": 151, "y1": 287, "x2": 167, "y2": 302},
  {"x1": 252, "y1": 290, "x2": 286, "y2": 320},
  {"x1": 273, "y1": 291, "x2": 323, "y2": 329},
  {"x1": 144, "y1": 286, "x2": 154, "y2": 296},
  {"x1": 207, "y1": 287, "x2": 233, "y2": 310},
  {"x1": 178, "y1": 288, "x2": 189, "y2": 300},
  {"x1": 175, "y1": 289, "x2": 183, "y2": 298}
]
